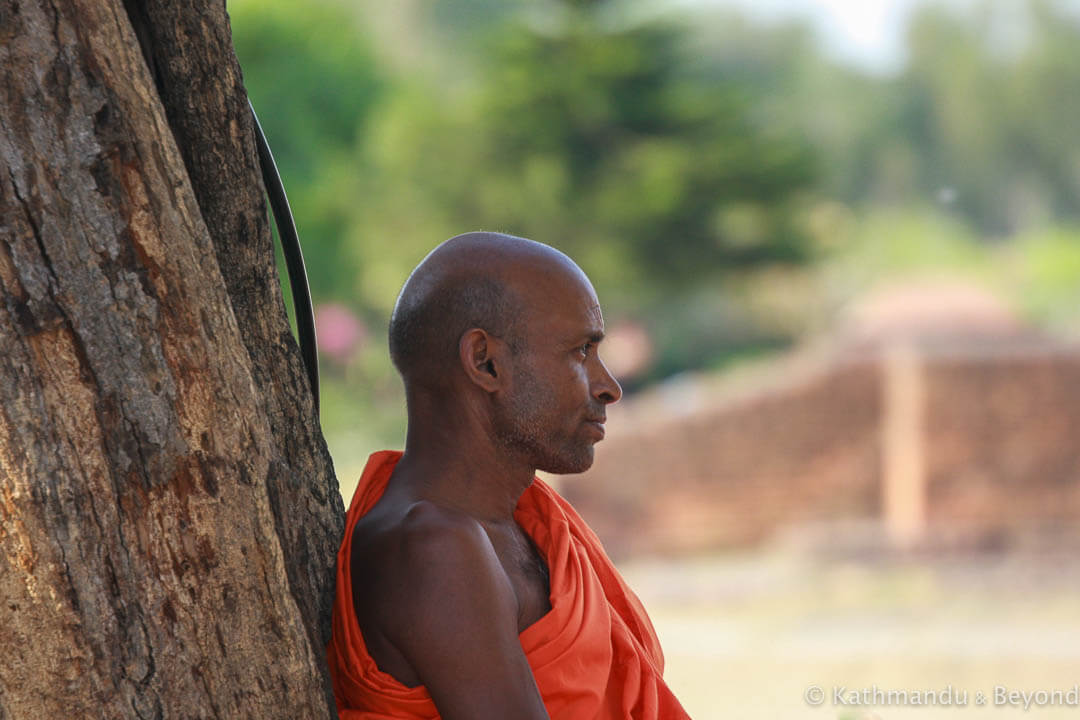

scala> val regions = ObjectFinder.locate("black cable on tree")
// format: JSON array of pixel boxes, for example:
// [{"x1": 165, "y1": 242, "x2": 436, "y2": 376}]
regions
[{"x1": 249, "y1": 101, "x2": 320, "y2": 412}]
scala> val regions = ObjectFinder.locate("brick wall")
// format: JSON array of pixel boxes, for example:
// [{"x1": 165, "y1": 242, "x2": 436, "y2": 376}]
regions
[
  {"x1": 560, "y1": 342, "x2": 1080, "y2": 558},
  {"x1": 922, "y1": 346, "x2": 1080, "y2": 547}
]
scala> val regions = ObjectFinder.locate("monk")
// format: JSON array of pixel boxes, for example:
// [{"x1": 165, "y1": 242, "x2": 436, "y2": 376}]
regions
[{"x1": 327, "y1": 232, "x2": 691, "y2": 719}]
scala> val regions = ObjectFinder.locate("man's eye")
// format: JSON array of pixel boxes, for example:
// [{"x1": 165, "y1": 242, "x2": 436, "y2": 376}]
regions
[{"x1": 578, "y1": 343, "x2": 592, "y2": 358}]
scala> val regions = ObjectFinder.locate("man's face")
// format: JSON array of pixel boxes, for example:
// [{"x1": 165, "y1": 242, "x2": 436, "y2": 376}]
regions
[{"x1": 492, "y1": 272, "x2": 622, "y2": 474}]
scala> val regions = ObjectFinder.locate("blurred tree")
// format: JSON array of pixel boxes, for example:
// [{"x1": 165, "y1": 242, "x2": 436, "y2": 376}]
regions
[
  {"x1": 358, "y1": 1, "x2": 819, "y2": 297},
  {"x1": 231, "y1": 0, "x2": 383, "y2": 301},
  {"x1": 832, "y1": 0, "x2": 1080, "y2": 237}
]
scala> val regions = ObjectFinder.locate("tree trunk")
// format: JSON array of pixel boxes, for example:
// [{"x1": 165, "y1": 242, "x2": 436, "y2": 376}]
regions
[{"x1": 0, "y1": 0, "x2": 344, "y2": 717}]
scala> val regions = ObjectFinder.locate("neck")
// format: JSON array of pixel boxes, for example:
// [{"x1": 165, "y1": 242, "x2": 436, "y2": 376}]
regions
[{"x1": 395, "y1": 397, "x2": 534, "y2": 523}]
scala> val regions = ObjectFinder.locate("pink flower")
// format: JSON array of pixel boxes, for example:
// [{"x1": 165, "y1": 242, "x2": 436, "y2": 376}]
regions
[{"x1": 315, "y1": 302, "x2": 367, "y2": 363}]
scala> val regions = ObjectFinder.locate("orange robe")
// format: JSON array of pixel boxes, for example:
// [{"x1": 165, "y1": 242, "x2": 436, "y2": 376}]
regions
[{"x1": 328, "y1": 450, "x2": 691, "y2": 719}]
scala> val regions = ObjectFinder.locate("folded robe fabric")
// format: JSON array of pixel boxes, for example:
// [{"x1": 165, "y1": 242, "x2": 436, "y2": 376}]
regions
[{"x1": 328, "y1": 450, "x2": 692, "y2": 719}]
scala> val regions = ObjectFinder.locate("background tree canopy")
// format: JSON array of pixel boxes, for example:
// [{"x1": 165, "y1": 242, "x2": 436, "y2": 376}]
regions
[{"x1": 229, "y1": 0, "x2": 1080, "y2": 479}]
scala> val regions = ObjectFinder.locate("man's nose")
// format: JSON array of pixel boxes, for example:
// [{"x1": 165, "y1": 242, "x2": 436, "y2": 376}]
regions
[{"x1": 592, "y1": 358, "x2": 623, "y2": 405}]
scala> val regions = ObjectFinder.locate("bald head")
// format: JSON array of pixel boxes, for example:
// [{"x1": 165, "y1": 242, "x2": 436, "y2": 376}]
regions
[{"x1": 388, "y1": 232, "x2": 590, "y2": 388}]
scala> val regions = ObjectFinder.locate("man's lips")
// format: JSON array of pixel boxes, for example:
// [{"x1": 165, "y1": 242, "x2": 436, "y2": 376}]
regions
[{"x1": 584, "y1": 418, "x2": 606, "y2": 439}]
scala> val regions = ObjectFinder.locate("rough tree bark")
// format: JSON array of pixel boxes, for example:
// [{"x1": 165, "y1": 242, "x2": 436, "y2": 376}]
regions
[{"x1": 0, "y1": 0, "x2": 345, "y2": 717}]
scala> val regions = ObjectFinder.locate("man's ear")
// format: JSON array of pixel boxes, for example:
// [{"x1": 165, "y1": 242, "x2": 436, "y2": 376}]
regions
[{"x1": 459, "y1": 328, "x2": 505, "y2": 393}]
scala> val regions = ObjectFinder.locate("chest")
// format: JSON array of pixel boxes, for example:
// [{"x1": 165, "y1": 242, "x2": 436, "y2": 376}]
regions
[{"x1": 485, "y1": 523, "x2": 552, "y2": 633}]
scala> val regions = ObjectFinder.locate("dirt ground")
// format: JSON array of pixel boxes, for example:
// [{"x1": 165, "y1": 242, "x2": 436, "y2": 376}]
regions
[{"x1": 618, "y1": 548, "x2": 1080, "y2": 719}]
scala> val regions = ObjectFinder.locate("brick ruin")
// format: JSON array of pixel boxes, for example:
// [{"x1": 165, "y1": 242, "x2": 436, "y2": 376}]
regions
[{"x1": 562, "y1": 283, "x2": 1080, "y2": 558}]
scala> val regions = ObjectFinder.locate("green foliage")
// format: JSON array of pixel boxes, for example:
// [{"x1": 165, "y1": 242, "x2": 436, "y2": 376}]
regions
[
  {"x1": 231, "y1": 0, "x2": 382, "y2": 301},
  {"x1": 825, "y1": 0, "x2": 1080, "y2": 236},
  {"x1": 337, "y1": 2, "x2": 820, "y2": 324},
  {"x1": 1009, "y1": 226, "x2": 1080, "y2": 333},
  {"x1": 830, "y1": 209, "x2": 989, "y2": 279},
  {"x1": 459, "y1": 7, "x2": 818, "y2": 286}
]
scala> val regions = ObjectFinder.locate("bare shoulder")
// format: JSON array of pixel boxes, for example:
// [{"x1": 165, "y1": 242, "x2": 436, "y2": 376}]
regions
[
  {"x1": 349, "y1": 499, "x2": 514, "y2": 664},
  {"x1": 352, "y1": 499, "x2": 511, "y2": 612},
  {"x1": 349, "y1": 500, "x2": 547, "y2": 719}
]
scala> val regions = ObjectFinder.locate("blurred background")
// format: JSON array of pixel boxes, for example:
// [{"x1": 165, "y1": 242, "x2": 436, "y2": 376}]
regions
[{"x1": 232, "y1": 0, "x2": 1080, "y2": 716}]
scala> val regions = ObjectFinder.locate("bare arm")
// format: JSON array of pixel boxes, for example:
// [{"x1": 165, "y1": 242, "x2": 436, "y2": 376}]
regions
[{"x1": 368, "y1": 503, "x2": 550, "y2": 720}]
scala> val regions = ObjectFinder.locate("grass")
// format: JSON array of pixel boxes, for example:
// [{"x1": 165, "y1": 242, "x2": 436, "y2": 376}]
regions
[{"x1": 618, "y1": 548, "x2": 1080, "y2": 719}]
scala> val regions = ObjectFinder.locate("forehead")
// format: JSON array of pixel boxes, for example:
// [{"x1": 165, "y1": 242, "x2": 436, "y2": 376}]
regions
[{"x1": 517, "y1": 264, "x2": 604, "y2": 338}]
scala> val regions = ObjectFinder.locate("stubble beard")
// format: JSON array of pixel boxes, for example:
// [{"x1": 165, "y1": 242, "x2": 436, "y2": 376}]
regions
[{"x1": 493, "y1": 365, "x2": 595, "y2": 475}]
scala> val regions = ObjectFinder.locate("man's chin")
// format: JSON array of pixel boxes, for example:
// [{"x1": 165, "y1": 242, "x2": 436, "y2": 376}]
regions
[{"x1": 538, "y1": 448, "x2": 595, "y2": 476}]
